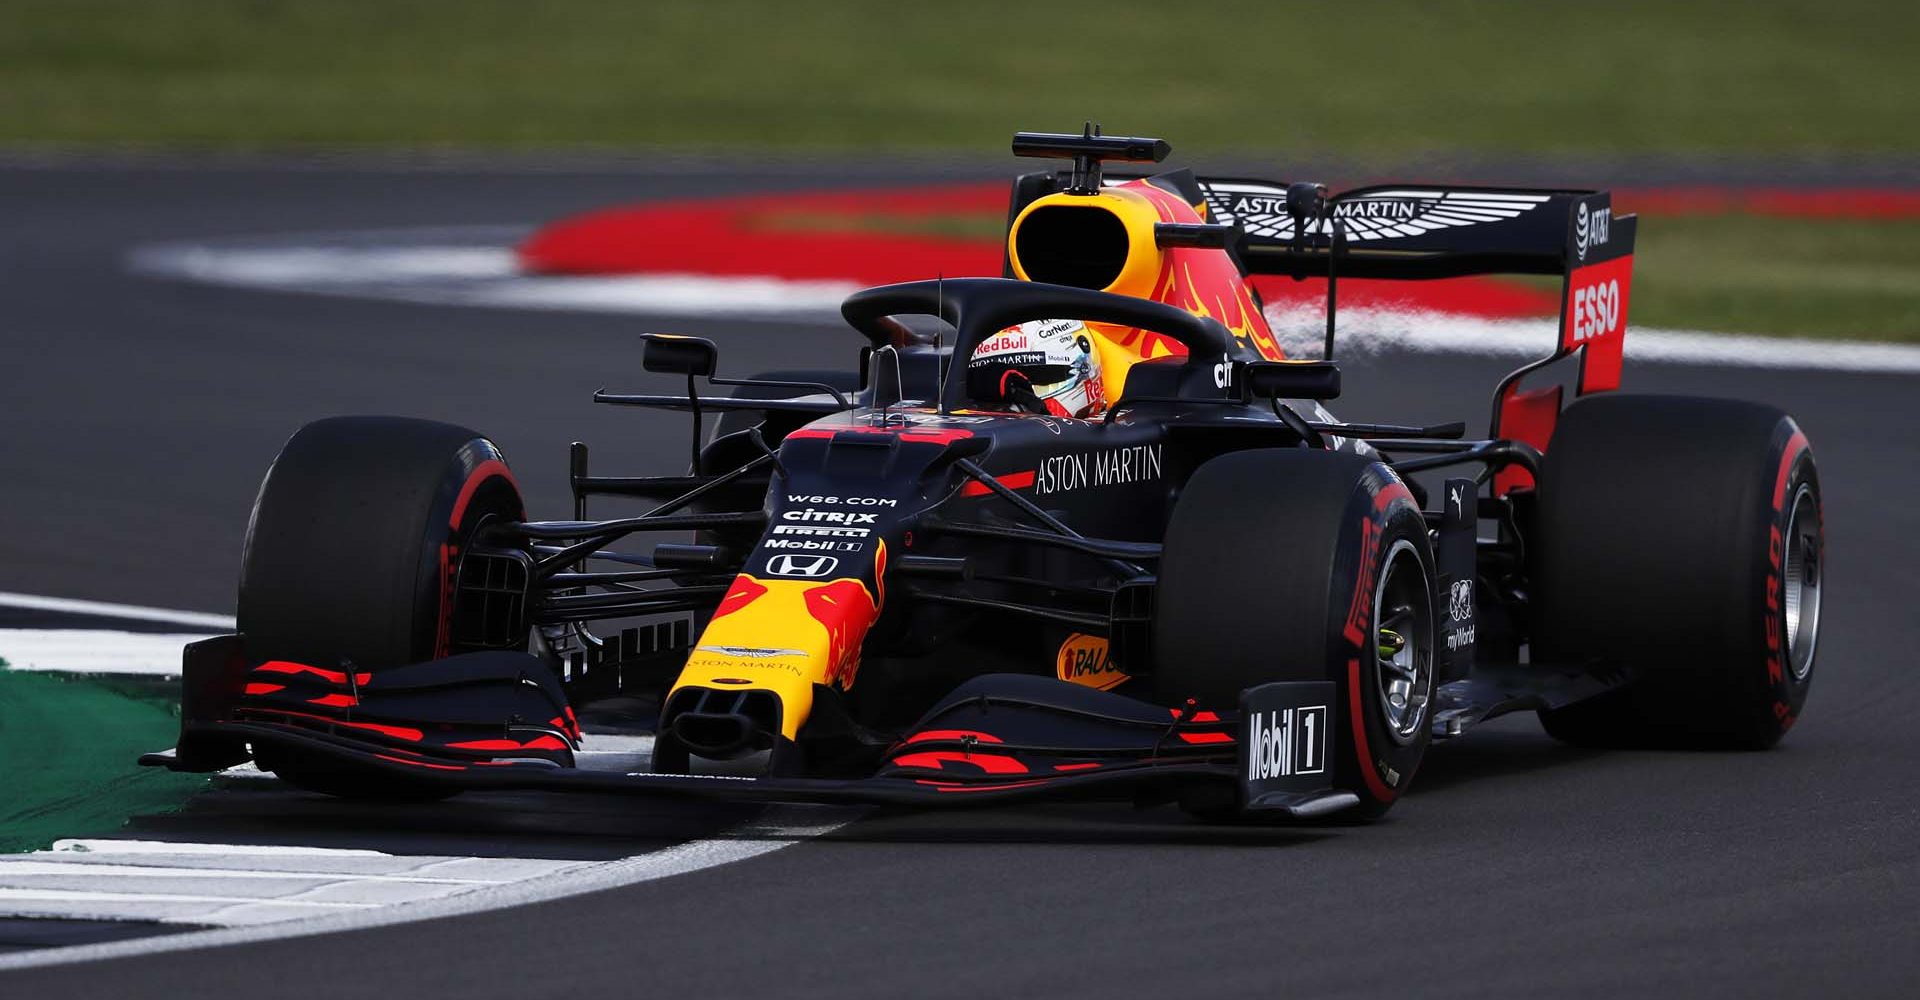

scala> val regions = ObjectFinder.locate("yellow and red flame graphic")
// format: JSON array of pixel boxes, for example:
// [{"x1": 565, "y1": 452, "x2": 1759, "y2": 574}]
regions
[
  {"x1": 1005, "y1": 178, "x2": 1285, "y2": 402},
  {"x1": 1109, "y1": 179, "x2": 1284, "y2": 362}
]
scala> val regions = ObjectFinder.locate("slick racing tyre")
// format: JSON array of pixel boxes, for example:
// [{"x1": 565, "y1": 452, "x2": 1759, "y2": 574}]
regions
[
  {"x1": 1532, "y1": 395, "x2": 1822, "y2": 750},
  {"x1": 239, "y1": 416, "x2": 525, "y2": 798},
  {"x1": 1155, "y1": 449, "x2": 1436, "y2": 818}
]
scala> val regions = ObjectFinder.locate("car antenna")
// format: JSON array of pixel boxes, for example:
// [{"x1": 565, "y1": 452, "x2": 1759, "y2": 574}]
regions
[{"x1": 935, "y1": 272, "x2": 950, "y2": 415}]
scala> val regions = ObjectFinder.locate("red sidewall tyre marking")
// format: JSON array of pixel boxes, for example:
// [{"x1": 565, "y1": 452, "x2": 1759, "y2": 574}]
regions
[
  {"x1": 434, "y1": 457, "x2": 523, "y2": 659},
  {"x1": 1342, "y1": 478, "x2": 1423, "y2": 807},
  {"x1": 1763, "y1": 427, "x2": 1813, "y2": 731}
]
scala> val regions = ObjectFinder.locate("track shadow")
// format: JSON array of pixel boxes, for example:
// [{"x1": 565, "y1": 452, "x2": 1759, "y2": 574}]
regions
[
  {"x1": 797, "y1": 801, "x2": 1339, "y2": 847},
  {"x1": 1412, "y1": 720, "x2": 1607, "y2": 793},
  {"x1": 121, "y1": 781, "x2": 763, "y2": 861},
  {"x1": 119, "y1": 718, "x2": 1613, "y2": 856},
  {"x1": 135, "y1": 780, "x2": 1338, "y2": 851}
]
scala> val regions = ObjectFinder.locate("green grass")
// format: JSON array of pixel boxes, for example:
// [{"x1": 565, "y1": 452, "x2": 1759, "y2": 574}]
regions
[
  {"x1": 1634, "y1": 215, "x2": 1920, "y2": 340},
  {"x1": 0, "y1": 670, "x2": 207, "y2": 854},
  {"x1": 2, "y1": 0, "x2": 1916, "y2": 155}
]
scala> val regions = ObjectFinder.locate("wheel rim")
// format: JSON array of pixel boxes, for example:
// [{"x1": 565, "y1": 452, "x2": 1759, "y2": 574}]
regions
[
  {"x1": 1372, "y1": 539, "x2": 1434, "y2": 744},
  {"x1": 1783, "y1": 483, "x2": 1822, "y2": 682}
]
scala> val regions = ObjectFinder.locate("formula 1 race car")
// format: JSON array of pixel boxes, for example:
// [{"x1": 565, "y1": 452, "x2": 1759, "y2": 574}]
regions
[{"x1": 143, "y1": 127, "x2": 1824, "y2": 820}]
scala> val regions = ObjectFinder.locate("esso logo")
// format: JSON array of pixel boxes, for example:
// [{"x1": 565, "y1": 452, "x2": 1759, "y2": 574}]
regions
[{"x1": 1571, "y1": 279, "x2": 1621, "y2": 343}]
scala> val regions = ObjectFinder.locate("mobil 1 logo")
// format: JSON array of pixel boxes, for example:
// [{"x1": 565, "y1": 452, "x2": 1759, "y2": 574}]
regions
[{"x1": 1238, "y1": 680, "x2": 1335, "y2": 806}]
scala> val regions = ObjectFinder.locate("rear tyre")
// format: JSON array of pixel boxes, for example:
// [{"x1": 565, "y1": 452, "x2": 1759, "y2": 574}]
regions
[
  {"x1": 1155, "y1": 449, "x2": 1436, "y2": 818},
  {"x1": 238, "y1": 416, "x2": 526, "y2": 798},
  {"x1": 1532, "y1": 395, "x2": 1821, "y2": 750}
]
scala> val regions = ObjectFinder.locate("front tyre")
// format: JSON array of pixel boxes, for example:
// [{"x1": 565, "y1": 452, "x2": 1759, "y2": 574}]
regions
[
  {"x1": 238, "y1": 416, "x2": 526, "y2": 798},
  {"x1": 1154, "y1": 450, "x2": 1437, "y2": 818}
]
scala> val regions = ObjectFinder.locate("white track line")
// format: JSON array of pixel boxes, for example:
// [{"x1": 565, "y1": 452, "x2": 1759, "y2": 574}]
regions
[
  {"x1": 0, "y1": 840, "x2": 590, "y2": 924},
  {"x1": 0, "y1": 591, "x2": 234, "y2": 631},
  {"x1": 0, "y1": 593, "x2": 226, "y2": 674},
  {"x1": 35, "y1": 840, "x2": 389, "y2": 858},
  {"x1": 0, "y1": 806, "x2": 860, "y2": 970},
  {"x1": 0, "y1": 861, "x2": 497, "y2": 884},
  {"x1": 1260, "y1": 304, "x2": 1920, "y2": 374},
  {"x1": 0, "y1": 629, "x2": 214, "y2": 675}
]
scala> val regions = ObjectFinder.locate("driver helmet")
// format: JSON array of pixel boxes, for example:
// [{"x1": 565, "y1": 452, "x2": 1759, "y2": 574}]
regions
[{"x1": 967, "y1": 318, "x2": 1107, "y2": 418}]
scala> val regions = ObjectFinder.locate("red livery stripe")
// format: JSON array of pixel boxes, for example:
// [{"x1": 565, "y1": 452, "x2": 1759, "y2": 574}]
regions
[
  {"x1": 960, "y1": 470, "x2": 1036, "y2": 497},
  {"x1": 903, "y1": 729, "x2": 1004, "y2": 745},
  {"x1": 891, "y1": 750, "x2": 1028, "y2": 774},
  {"x1": 254, "y1": 661, "x2": 371, "y2": 686}
]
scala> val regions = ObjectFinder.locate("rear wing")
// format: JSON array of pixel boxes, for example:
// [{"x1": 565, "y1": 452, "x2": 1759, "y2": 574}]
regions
[{"x1": 1196, "y1": 177, "x2": 1637, "y2": 398}]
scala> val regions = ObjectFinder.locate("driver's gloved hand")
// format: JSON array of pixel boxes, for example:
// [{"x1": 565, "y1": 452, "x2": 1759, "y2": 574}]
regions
[
  {"x1": 965, "y1": 362, "x2": 1048, "y2": 414},
  {"x1": 1000, "y1": 371, "x2": 1049, "y2": 414}
]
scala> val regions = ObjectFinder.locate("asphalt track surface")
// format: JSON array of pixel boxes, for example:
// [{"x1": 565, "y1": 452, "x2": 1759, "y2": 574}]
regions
[{"x1": 2, "y1": 158, "x2": 1918, "y2": 997}]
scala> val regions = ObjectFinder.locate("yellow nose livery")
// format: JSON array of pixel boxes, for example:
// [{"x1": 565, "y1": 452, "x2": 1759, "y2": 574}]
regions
[{"x1": 669, "y1": 540, "x2": 887, "y2": 740}]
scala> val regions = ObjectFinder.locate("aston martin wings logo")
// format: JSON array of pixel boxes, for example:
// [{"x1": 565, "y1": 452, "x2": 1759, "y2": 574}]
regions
[{"x1": 1200, "y1": 183, "x2": 1551, "y2": 242}]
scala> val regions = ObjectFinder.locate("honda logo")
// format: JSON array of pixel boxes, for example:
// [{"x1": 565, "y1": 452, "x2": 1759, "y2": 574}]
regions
[{"x1": 765, "y1": 553, "x2": 840, "y2": 578}]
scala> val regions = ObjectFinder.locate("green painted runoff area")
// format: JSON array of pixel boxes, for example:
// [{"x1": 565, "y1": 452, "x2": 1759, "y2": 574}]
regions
[{"x1": 0, "y1": 669, "x2": 206, "y2": 854}]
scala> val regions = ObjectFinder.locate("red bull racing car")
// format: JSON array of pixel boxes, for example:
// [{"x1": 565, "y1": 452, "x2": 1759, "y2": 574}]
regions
[{"x1": 143, "y1": 128, "x2": 1825, "y2": 819}]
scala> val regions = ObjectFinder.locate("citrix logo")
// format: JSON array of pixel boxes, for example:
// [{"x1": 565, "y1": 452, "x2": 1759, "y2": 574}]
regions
[
  {"x1": 782, "y1": 509, "x2": 879, "y2": 524},
  {"x1": 1212, "y1": 355, "x2": 1235, "y2": 390}
]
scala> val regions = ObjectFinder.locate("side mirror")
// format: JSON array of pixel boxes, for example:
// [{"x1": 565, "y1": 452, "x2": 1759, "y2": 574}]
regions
[
  {"x1": 1244, "y1": 360, "x2": 1340, "y2": 400},
  {"x1": 641, "y1": 333, "x2": 718, "y2": 378}
]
